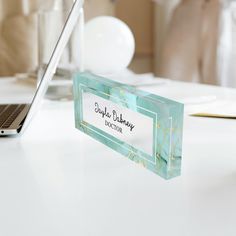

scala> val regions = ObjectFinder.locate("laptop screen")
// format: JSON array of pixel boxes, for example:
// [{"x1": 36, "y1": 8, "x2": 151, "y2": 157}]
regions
[
  {"x1": 37, "y1": 0, "x2": 82, "y2": 97},
  {"x1": 21, "y1": 0, "x2": 84, "y2": 131}
]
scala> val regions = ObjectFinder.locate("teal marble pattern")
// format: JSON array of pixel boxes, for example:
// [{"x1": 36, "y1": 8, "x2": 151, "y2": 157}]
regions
[{"x1": 73, "y1": 72, "x2": 184, "y2": 179}]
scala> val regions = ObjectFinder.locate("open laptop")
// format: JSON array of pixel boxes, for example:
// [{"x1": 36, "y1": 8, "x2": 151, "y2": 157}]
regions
[{"x1": 0, "y1": 0, "x2": 84, "y2": 136}]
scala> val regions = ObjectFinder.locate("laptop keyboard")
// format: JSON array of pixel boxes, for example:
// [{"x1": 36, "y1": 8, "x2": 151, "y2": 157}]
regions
[{"x1": 0, "y1": 104, "x2": 27, "y2": 129}]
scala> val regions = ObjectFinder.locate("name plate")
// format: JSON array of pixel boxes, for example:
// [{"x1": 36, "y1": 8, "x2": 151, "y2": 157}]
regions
[{"x1": 73, "y1": 73, "x2": 184, "y2": 179}]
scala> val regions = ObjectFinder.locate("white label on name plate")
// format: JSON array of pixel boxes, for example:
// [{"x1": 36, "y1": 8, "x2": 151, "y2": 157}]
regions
[{"x1": 82, "y1": 91, "x2": 154, "y2": 156}]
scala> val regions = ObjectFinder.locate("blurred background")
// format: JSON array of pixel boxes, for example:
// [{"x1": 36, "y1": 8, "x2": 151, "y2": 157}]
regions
[{"x1": 0, "y1": 0, "x2": 235, "y2": 87}]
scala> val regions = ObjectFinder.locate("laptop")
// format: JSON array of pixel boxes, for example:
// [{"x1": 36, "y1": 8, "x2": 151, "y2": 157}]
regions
[{"x1": 0, "y1": 0, "x2": 84, "y2": 136}]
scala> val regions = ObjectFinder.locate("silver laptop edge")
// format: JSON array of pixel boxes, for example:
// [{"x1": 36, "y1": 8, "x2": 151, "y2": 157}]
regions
[{"x1": 0, "y1": 0, "x2": 84, "y2": 136}]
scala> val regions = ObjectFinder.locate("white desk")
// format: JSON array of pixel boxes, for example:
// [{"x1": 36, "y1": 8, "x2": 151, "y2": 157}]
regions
[{"x1": 0, "y1": 77, "x2": 236, "y2": 236}]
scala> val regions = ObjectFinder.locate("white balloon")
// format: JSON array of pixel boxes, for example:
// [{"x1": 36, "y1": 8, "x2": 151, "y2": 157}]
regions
[{"x1": 84, "y1": 16, "x2": 135, "y2": 75}]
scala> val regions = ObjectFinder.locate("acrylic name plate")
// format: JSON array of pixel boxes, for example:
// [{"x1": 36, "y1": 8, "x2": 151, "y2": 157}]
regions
[{"x1": 73, "y1": 72, "x2": 184, "y2": 179}]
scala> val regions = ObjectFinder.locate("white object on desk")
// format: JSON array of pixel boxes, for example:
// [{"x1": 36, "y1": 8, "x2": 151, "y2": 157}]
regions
[
  {"x1": 84, "y1": 16, "x2": 135, "y2": 74},
  {"x1": 189, "y1": 100, "x2": 236, "y2": 118}
]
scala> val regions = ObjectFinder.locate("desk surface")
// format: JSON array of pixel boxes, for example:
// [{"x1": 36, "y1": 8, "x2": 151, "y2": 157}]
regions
[{"x1": 0, "y1": 78, "x2": 236, "y2": 236}]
